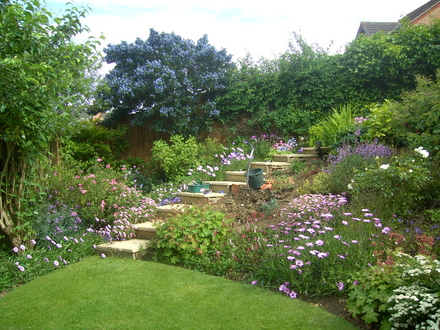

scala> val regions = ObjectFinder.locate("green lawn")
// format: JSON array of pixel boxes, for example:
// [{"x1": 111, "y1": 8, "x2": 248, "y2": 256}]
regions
[{"x1": 0, "y1": 256, "x2": 357, "y2": 329}]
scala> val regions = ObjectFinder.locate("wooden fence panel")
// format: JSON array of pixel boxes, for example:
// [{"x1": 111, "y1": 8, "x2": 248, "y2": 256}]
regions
[{"x1": 119, "y1": 116, "x2": 229, "y2": 162}]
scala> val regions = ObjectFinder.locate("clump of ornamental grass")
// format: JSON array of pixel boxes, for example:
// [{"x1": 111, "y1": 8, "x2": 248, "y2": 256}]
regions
[{"x1": 253, "y1": 194, "x2": 391, "y2": 297}]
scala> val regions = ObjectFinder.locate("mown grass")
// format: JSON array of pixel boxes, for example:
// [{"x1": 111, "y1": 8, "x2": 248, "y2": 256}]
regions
[{"x1": 0, "y1": 256, "x2": 357, "y2": 329}]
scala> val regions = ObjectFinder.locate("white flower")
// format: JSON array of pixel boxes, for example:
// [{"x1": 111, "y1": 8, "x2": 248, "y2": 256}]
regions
[
  {"x1": 379, "y1": 164, "x2": 390, "y2": 170},
  {"x1": 414, "y1": 146, "x2": 429, "y2": 158},
  {"x1": 347, "y1": 183, "x2": 353, "y2": 190}
]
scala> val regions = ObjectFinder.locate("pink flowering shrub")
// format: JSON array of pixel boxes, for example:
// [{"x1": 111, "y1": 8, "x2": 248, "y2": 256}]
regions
[{"x1": 36, "y1": 162, "x2": 156, "y2": 241}]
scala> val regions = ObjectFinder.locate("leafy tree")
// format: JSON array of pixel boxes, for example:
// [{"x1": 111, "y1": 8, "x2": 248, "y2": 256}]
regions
[
  {"x1": 0, "y1": 0, "x2": 101, "y2": 247},
  {"x1": 340, "y1": 19, "x2": 440, "y2": 105},
  {"x1": 100, "y1": 29, "x2": 234, "y2": 136},
  {"x1": 217, "y1": 55, "x2": 286, "y2": 136},
  {"x1": 277, "y1": 33, "x2": 347, "y2": 114}
]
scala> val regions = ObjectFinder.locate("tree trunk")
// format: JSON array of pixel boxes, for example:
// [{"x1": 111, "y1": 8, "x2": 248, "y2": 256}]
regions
[{"x1": 0, "y1": 207, "x2": 23, "y2": 247}]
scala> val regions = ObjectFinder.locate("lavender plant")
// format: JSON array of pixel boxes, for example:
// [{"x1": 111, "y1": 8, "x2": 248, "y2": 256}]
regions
[{"x1": 328, "y1": 139, "x2": 393, "y2": 166}]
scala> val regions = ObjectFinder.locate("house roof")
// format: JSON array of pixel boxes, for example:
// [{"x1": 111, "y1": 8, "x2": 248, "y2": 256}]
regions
[
  {"x1": 356, "y1": 0, "x2": 440, "y2": 38},
  {"x1": 405, "y1": 0, "x2": 440, "y2": 22},
  {"x1": 357, "y1": 22, "x2": 400, "y2": 37}
]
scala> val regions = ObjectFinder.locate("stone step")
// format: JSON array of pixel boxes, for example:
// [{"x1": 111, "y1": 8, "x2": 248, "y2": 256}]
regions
[
  {"x1": 156, "y1": 204, "x2": 191, "y2": 220},
  {"x1": 225, "y1": 171, "x2": 247, "y2": 183},
  {"x1": 250, "y1": 162, "x2": 290, "y2": 174},
  {"x1": 203, "y1": 180, "x2": 246, "y2": 192},
  {"x1": 95, "y1": 238, "x2": 150, "y2": 260},
  {"x1": 301, "y1": 147, "x2": 331, "y2": 154},
  {"x1": 273, "y1": 153, "x2": 319, "y2": 162},
  {"x1": 134, "y1": 220, "x2": 163, "y2": 240},
  {"x1": 176, "y1": 191, "x2": 227, "y2": 204}
]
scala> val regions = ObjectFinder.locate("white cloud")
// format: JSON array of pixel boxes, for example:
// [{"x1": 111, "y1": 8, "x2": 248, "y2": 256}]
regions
[{"x1": 48, "y1": 0, "x2": 429, "y2": 63}]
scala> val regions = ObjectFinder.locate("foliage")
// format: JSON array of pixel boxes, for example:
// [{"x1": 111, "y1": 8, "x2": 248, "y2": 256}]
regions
[
  {"x1": 388, "y1": 284, "x2": 440, "y2": 329},
  {"x1": 0, "y1": 0, "x2": 102, "y2": 247},
  {"x1": 100, "y1": 29, "x2": 234, "y2": 136},
  {"x1": 393, "y1": 71, "x2": 440, "y2": 159},
  {"x1": 346, "y1": 252, "x2": 440, "y2": 328},
  {"x1": 152, "y1": 205, "x2": 233, "y2": 266},
  {"x1": 0, "y1": 234, "x2": 101, "y2": 292},
  {"x1": 36, "y1": 162, "x2": 156, "y2": 241},
  {"x1": 254, "y1": 194, "x2": 391, "y2": 296},
  {"x1": 350, "y1": 148, "x2": 432, "y2": 220},
  {"x1": 260, "y1": 199, "x2": 280, "y2": 217},
  {"x1": 361, "y1": 100, "x2": 401, "y2": 145},
  {"x1": 277, "y1": 33, "x2": 346, "y2": 116},
  {"x1": 297, "y1": 171, "x2": 331, "y2": 195},
  {"x1": 328, "y1": 140, "x2": 393, "y2": 166},
  {"x1": 150, "y1": 135, "x2": 201, "y2": 182},
  {"x1": 308, "y1": 104, "x2": 357, "y2": 147},
  {"x1": 63, "y1": 119, "x2": 128, "y2": 165},
  {"x1": 216, "y1": 56, "x2": 287, "y2": 135}
]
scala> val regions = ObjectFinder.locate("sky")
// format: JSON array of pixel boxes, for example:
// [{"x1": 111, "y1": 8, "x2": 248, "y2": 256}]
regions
[{"x1": 46, "y1": 0, "x2": 429, "y2": 63}]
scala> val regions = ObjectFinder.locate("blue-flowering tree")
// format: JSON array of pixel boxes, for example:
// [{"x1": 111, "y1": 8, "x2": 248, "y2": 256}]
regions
[{"x1": 100, "y1": 29, "x2": 234, "y2": 136}]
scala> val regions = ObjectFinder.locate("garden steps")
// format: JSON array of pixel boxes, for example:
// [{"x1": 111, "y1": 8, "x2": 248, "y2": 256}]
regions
[
  {"x1": 134, "y1": 220, "x2": 163, "y2": 240},
  {"x1": 95, "y1": 219, "x2": 165, "y2": 259},
  {"x1": 273, "y1": 154, "x2": 317, "y2": 162},
  {"x1": 176, "y1": 191, "x2": 227, "y2": 204},
  {"x1": 272, "y1": 146, "x2": 330, "y2": 163},
  {"x1": 95, "y1": 154, "x2": 331, "y2": 260}
]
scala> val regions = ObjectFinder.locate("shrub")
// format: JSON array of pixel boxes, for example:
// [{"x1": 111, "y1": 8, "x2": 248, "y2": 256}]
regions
[
  {"x1": 328, "y1": 139, "x2": 393, "y2": 166},
  {"x1": 297, "y1": 171, "x2": 331, "y2": 195},
  {"x1": 388, "y1": 284, "x2": 440, "y2": 329},
  {"x1": 37, "y1": 163, "x2": 156, "y2": 241},
  {"x1": 63, "y1": 119, "x2": 128, "y2": 165},
  {"x1": 394, "y1": 72, "x2": 440, "y2": 159},
  {"x1": 361, "y1": 100, "x2": 398, "y2": 145},
  {"x1": 151, "y1": 135, "x2": 201, "y2": 182},
  {"x1": 152, "y1": 205, "x2": 233, "y2": 265},
  {"x1": 350, "y1": 148, "x2": 431, "y2": 220},
  {"x1": 346, "y1": 252, "x2": 440, "y2": 328}
]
